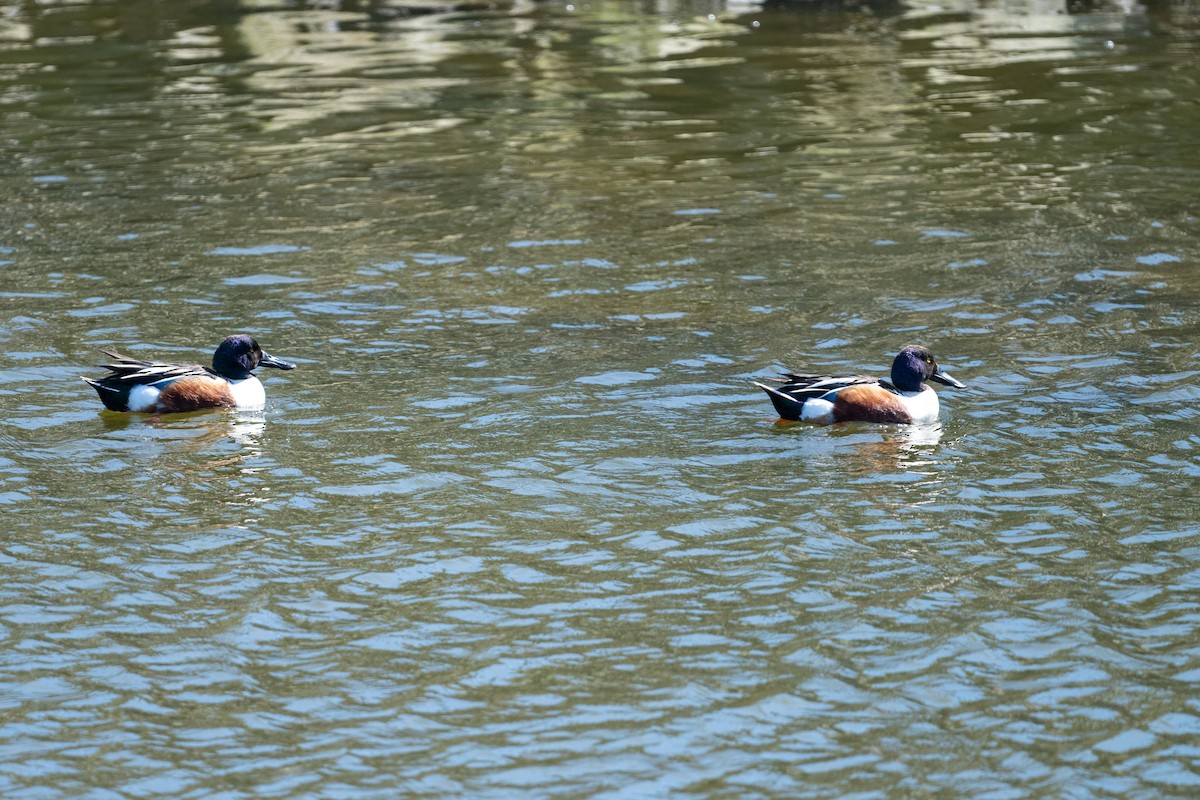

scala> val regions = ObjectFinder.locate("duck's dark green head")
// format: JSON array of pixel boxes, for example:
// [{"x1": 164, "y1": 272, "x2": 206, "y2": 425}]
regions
[
  {"x1": 892, "y1": 345, "x2": 964, "y2": 392},
  {"x1": 213, "y1": 335, "x2": 296, "y2": 380}
]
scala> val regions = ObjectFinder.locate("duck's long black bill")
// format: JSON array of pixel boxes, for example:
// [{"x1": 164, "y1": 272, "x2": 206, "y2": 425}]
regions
[
  {"x1": 930, "y1": 368, "x2": 965, "y2": 389},
  {"x1": 259, "y1": 351, "x2": 296, "y2": 371}
]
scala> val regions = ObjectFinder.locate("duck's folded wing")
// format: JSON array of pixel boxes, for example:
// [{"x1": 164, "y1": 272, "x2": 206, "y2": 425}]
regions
[
  {"x1": 767, "y1": 373, "x2": 879, "y2": 401},
  {"x1": 96, "y1": 351, "x2": 211, "y2": 386}
]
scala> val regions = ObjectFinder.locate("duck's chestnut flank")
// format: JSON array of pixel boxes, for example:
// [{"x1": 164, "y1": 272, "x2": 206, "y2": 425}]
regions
[{"x1": 153, "y1": 376, "x2": 238, "y2": 414}]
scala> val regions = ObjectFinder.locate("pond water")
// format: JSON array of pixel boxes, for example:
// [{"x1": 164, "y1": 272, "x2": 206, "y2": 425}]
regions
[{"x1": 3, "y1": 0, "x2": 1200, "y2": 797}]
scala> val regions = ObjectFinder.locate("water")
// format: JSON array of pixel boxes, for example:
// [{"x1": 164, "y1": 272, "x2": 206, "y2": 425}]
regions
[{"x1": 3, "y1": 0, "x2": 1200, "y2": 797}]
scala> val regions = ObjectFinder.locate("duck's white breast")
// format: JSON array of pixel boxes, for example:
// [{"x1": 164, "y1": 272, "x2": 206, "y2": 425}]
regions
[
  {"x1": 229, "y1": 376, "x2": 266, "y2": 409},
  {"x1": 900, "y1": 387, "x2": 941, "y2": 424}
]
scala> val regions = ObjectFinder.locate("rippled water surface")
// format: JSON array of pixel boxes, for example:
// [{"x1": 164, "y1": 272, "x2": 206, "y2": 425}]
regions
[{"x1": 4, "y1": 0, "x2": 1200, "y2": 796}]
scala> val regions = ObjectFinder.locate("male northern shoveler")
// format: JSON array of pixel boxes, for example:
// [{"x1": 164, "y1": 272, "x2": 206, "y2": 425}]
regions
[
  {"x1": 754, "y1": 344, "x2": 964, "y2": 425},
  {"x1": 82, "y1": 334, "x2": 296, "y2": 413}
]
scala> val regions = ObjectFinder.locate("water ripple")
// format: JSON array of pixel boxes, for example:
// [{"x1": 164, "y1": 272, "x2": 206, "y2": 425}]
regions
[{"x1": 3, "y1": 1, "x2": 1200, "y2": 798}]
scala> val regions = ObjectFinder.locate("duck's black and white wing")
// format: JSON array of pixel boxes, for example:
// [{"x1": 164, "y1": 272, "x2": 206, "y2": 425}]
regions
[{"x1": 94, "y1": 350, "x2": 212, "y2": 387}]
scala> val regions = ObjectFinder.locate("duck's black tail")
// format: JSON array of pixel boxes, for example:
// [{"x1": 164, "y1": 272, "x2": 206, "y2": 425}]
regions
[
  {"x1": 81, "y1": 376, "x2": 126, "y2": 411},
  {"x1": 753, "y1": 381, "x2": 805, "y2": 421}
]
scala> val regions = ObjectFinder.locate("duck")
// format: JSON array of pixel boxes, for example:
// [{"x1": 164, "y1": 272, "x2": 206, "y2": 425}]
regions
[
  {"x1": 82, "y1": 334, "x2": 296, "y2": 413},
  {"x1": 754, "y1": 344, "x2": 964, "y2": 425}
]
